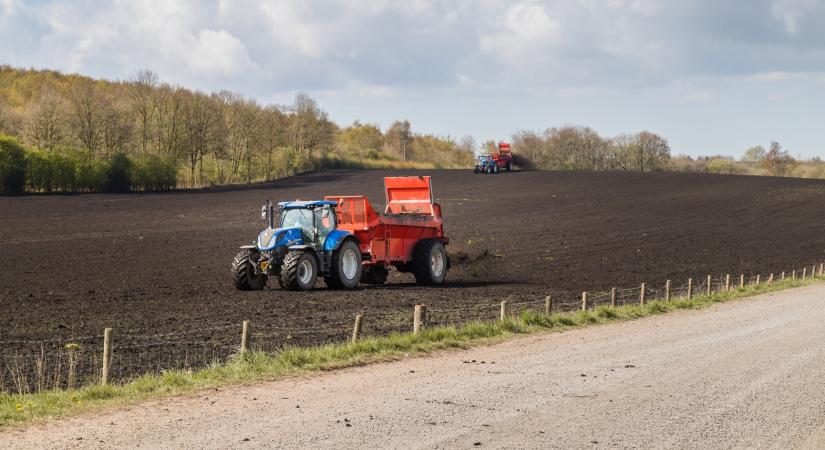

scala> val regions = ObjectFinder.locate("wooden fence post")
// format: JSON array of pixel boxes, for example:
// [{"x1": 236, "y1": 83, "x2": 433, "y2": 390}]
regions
[
  {"x1": 544, "y1": 295, "x2": 552, "y2": 316},
  {"x1": 640, "y1": 283, "x2": 646, "y2": 306},
  {"x1": 768, "y1": 273, "x2": 774, "y2": 284},
  {"x1": 803, "y1": 268, "x2": 807, "y2": 279},
  {"x1": 610, "y1": 287, "x2": 617, "y2": 307},
  {"x1": 352, "y1": 314, "x2": 363, "y2": 343},
  {"x1": 812, "y1": 265, "x2": 816, "y2": 278},
  {"x1": 725, "y1": 274, "x2": 731, "y2": 292},
  {"x1": 499, "y1": 301, "x2": 507, "y2": 321},
  {"x1": 756, "y1": 274, "x2": 760, "y2": 286},
  {"x1": 706, "y1": 275, "x2": 712, "y2": 295},
  {"x1": 581, "y1": 292, "x2": 588, "y2": 311},
  {"x1": 687, "y1": 278, "x2": 693, "y2": 300},
  {"x1": 414, "y1": 305, "x2": 427, "y2": 333},
  {"x1": 792, "y1": 269, "x2": 796, "y2": 279},
  {"x1": 240, "y1": 320, "x2": 250, "y2": 353},
  {"x1": 101, "y1": 327, "x2": 112, "y2": 385},
  {"x1": 665, "y1": 280, "x2": 671, "y2": 301},
  {"x1": 820, "y1": 263, "x2": 823, "y2": 276},
  {"x1": 781, "y1": 271, "x2": 785, "y2": 280}
]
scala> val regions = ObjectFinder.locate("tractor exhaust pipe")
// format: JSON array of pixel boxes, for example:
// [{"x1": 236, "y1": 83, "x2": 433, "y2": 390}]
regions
[{"x1": 263, "y1": 200, "x2": 275, "y2": 229}]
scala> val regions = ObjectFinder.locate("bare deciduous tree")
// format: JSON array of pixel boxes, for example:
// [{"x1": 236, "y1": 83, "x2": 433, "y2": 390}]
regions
[
  {"x1": 129, "y1": 70, "x2": 159, "y2": 154},
  {"x1": 24, "y1": 88, "x2": 65, "y2": 151},
  {"x1": 67, "y1": 81, "x2": 104, "y2": 156}
]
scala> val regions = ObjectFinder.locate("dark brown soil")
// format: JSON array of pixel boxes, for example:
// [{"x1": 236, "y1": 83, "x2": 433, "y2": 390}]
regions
[{"x1": 2, "y1": 169, "x2": 825, "y2": 386}]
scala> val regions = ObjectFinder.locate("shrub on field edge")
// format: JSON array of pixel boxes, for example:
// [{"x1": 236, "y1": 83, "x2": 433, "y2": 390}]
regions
[
  {"x1": 107, "y1": 153, "x2": 132, "y2": 192},
  {"x1": 130, "y1": 154, "x2": 176, "y2": 191},
  {"x1": 0, "y1": 135, "x2": 27, "y2": 193}
]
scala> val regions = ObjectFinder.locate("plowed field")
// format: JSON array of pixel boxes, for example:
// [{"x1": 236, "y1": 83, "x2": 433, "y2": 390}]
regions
[{"x1": 2, "y1": 169, "x2": 824, "y2": 386}]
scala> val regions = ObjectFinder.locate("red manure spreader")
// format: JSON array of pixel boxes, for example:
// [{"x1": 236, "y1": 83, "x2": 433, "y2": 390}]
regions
[{"x1": 233, "y1": 176, "x2": 450, "y2": 291}]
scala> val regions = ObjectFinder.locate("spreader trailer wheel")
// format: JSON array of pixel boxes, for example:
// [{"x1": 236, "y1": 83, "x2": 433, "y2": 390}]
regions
[
  {"x1": 280, "y1": 250, "x2": 318, "y2": 291},
  {"x1": 412, "y1": 239, "x2": 448, "y2": 285},
  {"x1": 231, "y1": 249, "x2": 267, "y2": 291}
]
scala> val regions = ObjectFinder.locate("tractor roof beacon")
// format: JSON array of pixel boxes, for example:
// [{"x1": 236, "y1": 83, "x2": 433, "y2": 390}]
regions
[{"x1": 232, "y1": 176, "x2": 450, "y2": 292}]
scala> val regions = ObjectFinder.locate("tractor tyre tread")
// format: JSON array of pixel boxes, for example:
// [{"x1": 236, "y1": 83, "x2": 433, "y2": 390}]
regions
[
  {"x1": 232, "y1": 249, "x2": 267, "y2": 291},
  {"x1": 279, "y1": 250, "x2": 316, "y2": 291},
  {"x1": 328, "y1": 239, "x2": 361, "y2": 289}
]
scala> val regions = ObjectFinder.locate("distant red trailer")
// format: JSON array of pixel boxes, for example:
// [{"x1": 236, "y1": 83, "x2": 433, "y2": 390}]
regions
[{"x1": 325, "y1": 176, "x2": 449, "y2": 285}]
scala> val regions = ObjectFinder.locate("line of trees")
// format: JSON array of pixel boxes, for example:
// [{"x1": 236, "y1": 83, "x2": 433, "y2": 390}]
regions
[
  {"x1": 509, "y1": 126, "x2": 825, "y2": 180},
  {"x1": 0, "y1": 66, "x2": 473, "y2": 193},
  {"x1": 511, "y1": 126, "x2": 671, "y2": 172},
  {"x1": 670, "y1": 141, "x2": 818, "y2": 178}
]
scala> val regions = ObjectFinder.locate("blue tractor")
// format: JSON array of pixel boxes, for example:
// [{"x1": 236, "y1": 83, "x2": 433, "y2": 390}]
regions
[
  {"x1": 474, "y1": 154, "x2": 500, "y2": 174},
  {"x1": 231, "y1": 200, "x2": 362, "y2": 291}
]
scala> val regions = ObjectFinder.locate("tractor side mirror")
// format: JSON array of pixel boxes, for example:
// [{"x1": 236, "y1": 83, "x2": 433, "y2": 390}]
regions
[{"x1": 261, "y1": 205, "x2": 267, "y2": 221}]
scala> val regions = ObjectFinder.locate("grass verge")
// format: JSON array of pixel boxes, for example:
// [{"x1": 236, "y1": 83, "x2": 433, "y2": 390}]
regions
[{"x1": 1, "y1": 275, "x2": 820, "y2": 428}]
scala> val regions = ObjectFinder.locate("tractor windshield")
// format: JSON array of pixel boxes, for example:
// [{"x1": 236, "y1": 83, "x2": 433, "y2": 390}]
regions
[{"x1": 280, "y1": 208, "x2": 314, "y2": 238}]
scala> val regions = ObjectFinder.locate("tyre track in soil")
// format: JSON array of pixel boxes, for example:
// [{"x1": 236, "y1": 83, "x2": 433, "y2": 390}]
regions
[{"x1": 1, "y1": 169, "x2": 825, "y2": 384}]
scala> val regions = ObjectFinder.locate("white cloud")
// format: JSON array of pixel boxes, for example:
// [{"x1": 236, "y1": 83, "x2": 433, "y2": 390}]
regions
[{"x1": 770, "y1": 0, "x2": 818, "y2": 34}]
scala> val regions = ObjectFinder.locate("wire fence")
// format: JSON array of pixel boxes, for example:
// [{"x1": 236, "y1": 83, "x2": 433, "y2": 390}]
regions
[{"x1": 2, "y1": 262, "x2": 823, "y2": 395}]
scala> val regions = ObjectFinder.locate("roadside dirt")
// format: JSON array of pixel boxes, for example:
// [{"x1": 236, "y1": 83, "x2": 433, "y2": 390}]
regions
[
  {"x1": 5, "y1": 283, "x2": 825, "y2": 449},
  {"x1": 2, "y1": 169, "x2": 825, "y2": 385}
]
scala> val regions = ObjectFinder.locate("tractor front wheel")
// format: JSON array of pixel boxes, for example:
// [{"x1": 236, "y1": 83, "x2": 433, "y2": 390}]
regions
[
  {"x1": 506, "y1": 161, "x2": 513, "y2": 171},
  {"x1": 412, "y1": 239, "x2": 448, "y2": 285},
  {"x1": 280, "y1": 250, "x2": 318, "y2": 291},
  {"x1": 232, "y1": 249, "x2": 267, "y2": 291},
  {"x1": 326, "y1": 240, "x2": 361, "y2": 289}
]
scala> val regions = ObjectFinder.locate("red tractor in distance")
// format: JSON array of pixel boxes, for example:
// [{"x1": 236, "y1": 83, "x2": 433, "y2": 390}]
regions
[{"x1": 474, "y1": 142, "x2": 513, "y2": 174}]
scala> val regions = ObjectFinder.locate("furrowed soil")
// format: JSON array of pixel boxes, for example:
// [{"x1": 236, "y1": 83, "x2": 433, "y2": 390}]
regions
[{"x1": 2, "y1": 170, "x2": 825, "y2": 386}]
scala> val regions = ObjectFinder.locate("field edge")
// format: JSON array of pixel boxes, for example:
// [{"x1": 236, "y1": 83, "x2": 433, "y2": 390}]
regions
[{"x1": 1, "y1": 275, "x2": 821, "y2": 429}]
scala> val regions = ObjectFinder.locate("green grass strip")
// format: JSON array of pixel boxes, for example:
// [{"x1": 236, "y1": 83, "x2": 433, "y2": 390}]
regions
[{"x1": 1, "y1": 275, "x2": 820, "y2": 428}]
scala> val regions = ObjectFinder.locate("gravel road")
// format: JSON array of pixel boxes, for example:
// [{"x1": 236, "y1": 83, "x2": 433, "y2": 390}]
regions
[{"x1": 5, "y1": 284, "x2": 825, "y2": 449}]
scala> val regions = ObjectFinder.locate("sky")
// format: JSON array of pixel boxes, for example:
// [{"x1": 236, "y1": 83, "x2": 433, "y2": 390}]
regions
[{"x1": 1, "y1": 0, "x2": 824, "y2": 158}]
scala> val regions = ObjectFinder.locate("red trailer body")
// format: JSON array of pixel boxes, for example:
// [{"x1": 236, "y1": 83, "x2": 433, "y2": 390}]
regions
[
  {"x1": 493, "y1": 142, "x2": 513, "y2": 170},
  {"x1": 325, "y1": 176, "x2": 448, "y2": 266}
]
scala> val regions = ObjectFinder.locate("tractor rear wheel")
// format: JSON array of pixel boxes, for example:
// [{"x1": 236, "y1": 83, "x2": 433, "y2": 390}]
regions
[
  {"x1": 326, "y1": 239, "x2": 361, "y2": 289},
  {"x1": 412, "y1": 239, "x2": 448, "y2": 285},
  {"x1": 485, "y1": 165, "x2": 492, "y2": 174},
  {"x1": 493, "y1": 164, "x2": 499, "y2": 174},
  {"x1": 279, "y1": 250, "x2": 318, "y2": 291},
  {"x1": 506, "y1": 161, "x2": 513, "y2": 171},
  {"x1": 232, "y1": 249, "x2": 267, "y2": 291},
  {"x1": 361, "y1": 265, "x2": 388, "y2": 285}
]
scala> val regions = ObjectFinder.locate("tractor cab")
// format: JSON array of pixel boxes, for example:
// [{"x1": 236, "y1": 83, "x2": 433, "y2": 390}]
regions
[{"x1": 275, "y1": 201, "x2": 338, "y2": 248}]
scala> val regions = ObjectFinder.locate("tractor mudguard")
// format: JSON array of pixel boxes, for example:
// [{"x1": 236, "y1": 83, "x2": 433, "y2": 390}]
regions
[
  {"x1": 256, "y1": 227, "x2": 303, "y2": 251},
  {"x1": 239, "y1": 245, "x2": 256, "y2": 250},
  {"x1": 323, "y1": 229, "x2": 354, "y2": 252},
  {"x1": 286, "y1": 245, "x2": 329, "y2": 272}
]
